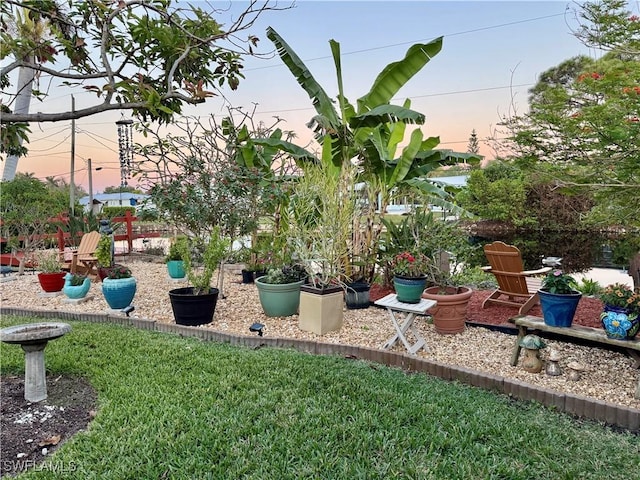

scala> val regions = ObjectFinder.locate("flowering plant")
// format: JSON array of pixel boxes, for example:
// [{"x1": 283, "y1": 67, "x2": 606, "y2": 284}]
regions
[
  {"x1": 541, "y1": 270, "x2": 578, "y2": 294},
  {"x1": 599, "y1": 283, "x2": 640, "y2": 311},
  {"x1": 106, "y1": 265, "x2": 132, "y2": 280},
  {"x1": 391, "y1": 251, "x2": 431, "y2": 278}
]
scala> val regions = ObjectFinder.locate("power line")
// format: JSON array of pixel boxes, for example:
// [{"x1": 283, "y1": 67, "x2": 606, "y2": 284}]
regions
[
  {"x1": 28, "y1": 125, "x2": 70, "y2": 143},
  {"x1": 255, "y1": 83, "x2": 534, "y2": 115},
  {"x1": 26, "y1": 133, "x2": 72, "y2": 152},
  {"x1": 246, "y1": 11, "x2": 567, "y2": 71},
  {"x1": 76, "y1": 128, "x2": 119, "y2": 146},
  {"x1": 77, "y1": 130, "x2": 119, "y2": 154}
]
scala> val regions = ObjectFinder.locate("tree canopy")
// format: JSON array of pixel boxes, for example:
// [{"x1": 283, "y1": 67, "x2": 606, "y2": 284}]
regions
[
  {"x1": 493, "y1": 0, "x2": 639, "y2": 228},
  {"x1": 0, "y1": 0, "x2": 286, "y2": 157}
]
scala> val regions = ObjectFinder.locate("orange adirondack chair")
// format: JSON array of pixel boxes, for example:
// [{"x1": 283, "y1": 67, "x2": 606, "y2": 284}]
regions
[
  {"x1": 60, "y1": 231, "x2": 101, "y2": 278},
  {"x1": 481, "y1": 241, "x2": 552, "y2": 315}
]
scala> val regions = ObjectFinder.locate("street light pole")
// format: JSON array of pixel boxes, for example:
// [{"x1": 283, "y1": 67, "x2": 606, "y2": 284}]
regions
[{"x1": 87, "y1": 160, "x2": 102, "y2": 216}]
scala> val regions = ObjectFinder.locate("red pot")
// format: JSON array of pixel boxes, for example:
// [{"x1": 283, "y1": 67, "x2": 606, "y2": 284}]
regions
[{"x1": 37, "y1": 272, "x2": 66, "y2": 292}]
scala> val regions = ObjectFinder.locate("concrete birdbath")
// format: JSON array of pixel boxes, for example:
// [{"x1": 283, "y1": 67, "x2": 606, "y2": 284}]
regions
[{"x1": 0, "y1": 322, "x2": 71, "y2": 402}]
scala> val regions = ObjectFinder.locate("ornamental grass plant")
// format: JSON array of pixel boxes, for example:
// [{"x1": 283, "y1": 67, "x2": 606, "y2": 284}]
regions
[
  {"x1": 1, "y1": 316, "x2": 638, "y2": 479},
  {"x1": 35, "y1": 250, "x2": 62, "y2": 273}
]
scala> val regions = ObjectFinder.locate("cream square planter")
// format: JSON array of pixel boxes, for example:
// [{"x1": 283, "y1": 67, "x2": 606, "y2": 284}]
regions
[{"x1": 298, "y1": 287, "x2": 344, "y2": 335}]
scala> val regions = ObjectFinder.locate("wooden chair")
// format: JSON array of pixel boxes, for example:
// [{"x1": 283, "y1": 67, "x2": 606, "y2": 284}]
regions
[
  {"x1": 481, "y1": 241, "x2": 552, "y2": 315},
  {"x1": 60, "y1": 231, "x2": 101, "y2": 279}
]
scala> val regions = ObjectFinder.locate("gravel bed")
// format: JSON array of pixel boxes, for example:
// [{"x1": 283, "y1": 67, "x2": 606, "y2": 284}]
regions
[{"x1": 1, "y1": 259, "x2": 639, "y2": 410}]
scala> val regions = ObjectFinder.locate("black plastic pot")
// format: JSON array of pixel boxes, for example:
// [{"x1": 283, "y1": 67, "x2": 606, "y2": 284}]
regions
[
  {"x1": 169, "y1": 287, "x2": 219, "y2": 326},
  {"x1": 241, "y1": 269, "x2": 254, "y2": 284},
  {"x1": 344, "y1": 281, "x2": 371, "y2": 309}
]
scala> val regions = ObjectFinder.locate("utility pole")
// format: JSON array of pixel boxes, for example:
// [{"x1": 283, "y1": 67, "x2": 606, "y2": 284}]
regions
[
  {"x1": 87, "y1": 157, "x2": 93, "y2": 215},
  {"x1": 70, "y1": 95, "x2": 76, "y2": 215}
]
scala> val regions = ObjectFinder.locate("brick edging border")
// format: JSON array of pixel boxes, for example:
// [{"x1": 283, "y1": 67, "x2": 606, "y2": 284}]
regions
[{"x1": 2, "y1": 306, "x2": 638, "y2": 432}]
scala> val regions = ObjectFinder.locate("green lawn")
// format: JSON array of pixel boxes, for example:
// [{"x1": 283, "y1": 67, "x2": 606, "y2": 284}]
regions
[{"x1": 1, "y1": 316, "x2": 638, "y2": 479}]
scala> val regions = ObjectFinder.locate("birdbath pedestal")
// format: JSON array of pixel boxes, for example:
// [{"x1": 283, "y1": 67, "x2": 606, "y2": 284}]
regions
[{"x1": 0, "y1": 322, "x2": 71, "y2": 402}]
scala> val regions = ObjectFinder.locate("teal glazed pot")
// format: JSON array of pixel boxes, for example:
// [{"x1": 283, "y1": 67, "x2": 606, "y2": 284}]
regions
[
  {"x1": 102, "y1": 277, "x2": 137, "y2": 309},
  {"x1": 166, "y1": 260, "x2": 186, "y2": 279},
  {"x1": 63, "y1": 274, "x2": 91, "y2": 299},
  {"x1": 393, "y1": 275, "x2": 428, "y2": 304},
  {"x1": 255, "y1": 277, "x2": 304, "y2": 317}
]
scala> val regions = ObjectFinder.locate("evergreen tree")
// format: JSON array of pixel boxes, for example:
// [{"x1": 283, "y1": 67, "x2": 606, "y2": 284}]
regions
[{"x1": 467, "y1": 129, "x2": 480, "y2": 155}]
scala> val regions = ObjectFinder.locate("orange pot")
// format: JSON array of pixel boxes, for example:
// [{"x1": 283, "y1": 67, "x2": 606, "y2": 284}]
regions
[{"x1": 422, "y1": 286, "x2": 473, "y2": 334}]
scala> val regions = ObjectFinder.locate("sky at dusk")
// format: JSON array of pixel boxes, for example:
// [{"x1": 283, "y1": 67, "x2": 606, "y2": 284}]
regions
[{"x1": 4, "y1": 0, "x2": 609, "y2": 193}]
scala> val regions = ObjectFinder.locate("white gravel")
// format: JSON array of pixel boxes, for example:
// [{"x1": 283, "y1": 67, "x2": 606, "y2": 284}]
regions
[{"x1": 2, "y1": 258, "x2": 639, "y2": 410}]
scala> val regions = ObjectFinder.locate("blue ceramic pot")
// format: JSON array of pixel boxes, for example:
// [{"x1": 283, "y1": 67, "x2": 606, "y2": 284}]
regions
[
  {"x1": 63, "y1": 274, "x2": 91, "y2": 299},
  {"x1": 600, "y1": 305, "x2": 640, "y2": 340},
  {"x1": 538, "y1": 290, "x2": 582, "y2": 328},
  {"x1": 102, "y1": 277, "x2": 137, "y2": 309},
  {"x1": 393, "y1": 275, "x2": 428, "y2": 304},
  {"x1": 166, "y1": 260, "x2": 185, "y2": 279}
]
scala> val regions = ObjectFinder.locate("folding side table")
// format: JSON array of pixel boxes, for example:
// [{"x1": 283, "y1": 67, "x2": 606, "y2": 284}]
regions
[{"x1": 375, "y1": 293, "x2": 436, "y2": 355}]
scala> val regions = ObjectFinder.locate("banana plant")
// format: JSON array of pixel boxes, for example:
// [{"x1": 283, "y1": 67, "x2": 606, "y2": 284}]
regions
[
  {"x1": 245, "y1": 29, "x2": 481, "y2": 282},
  {"x1": 265, "y1": 27, "x2": 480, "y2": 209}
]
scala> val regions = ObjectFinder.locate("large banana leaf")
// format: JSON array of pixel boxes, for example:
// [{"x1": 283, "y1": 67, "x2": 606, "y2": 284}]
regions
[
  {"x1": 357, "y1": 37, "x2": 443, "y2": 112},
  {"x1": 388, "y1": 128, "x2": 424, "y2": 186},
  {"x1": 349, "y1": 104, "x2": 425, "y2": 129},
  {"x1": 249, "y1": 137, "x2": 318, "y2": 165},
  {"x1": 267, "y1": 27, "x2": 341, "y2": 131}
]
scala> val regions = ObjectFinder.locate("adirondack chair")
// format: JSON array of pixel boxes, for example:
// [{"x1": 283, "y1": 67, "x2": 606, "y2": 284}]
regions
[
  {"x1": 481, "y1": 241, "x2": 552, "y2": 315},
  {"x1": 60, "y1": 231, "x2": 101, "y2": 278}
]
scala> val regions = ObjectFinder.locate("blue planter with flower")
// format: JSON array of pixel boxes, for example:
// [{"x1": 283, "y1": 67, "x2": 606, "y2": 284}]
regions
[
  {"x1": 599, "y1": 283, "x2": 640, "y2": 340},
  {"x1": 600, "y1": 305, "x2": 640, "y2": 340},
  {"x1": 538, "y1": 289, "x2": 582, "y2": 327},
  {"x1": 538, "y1": 270, "x2": 582, "y2": 327},
  {"x1": 101, "y1": 265, "x2": 136, "y2": 310}
]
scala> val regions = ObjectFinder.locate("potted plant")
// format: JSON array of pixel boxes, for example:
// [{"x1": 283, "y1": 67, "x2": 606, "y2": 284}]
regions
[
  {"x1": 288, "y1": 160, "x2": 357, "y2": 334},
  {"x1": 102, "y1": 265, "x2": 136, "y2": 310},
  {"x1": 63, "y1": 272, "x2": 91, "y2": 300},
  {"x1": 389, "y1": 251, "x2": 431, "y2": 304},
  {"x1": 168, "y1": 229, "x2": 229, "y2": 326},
  {"x1": 599, "y1": 283, "x2": 640, "y2": 339},
  {"x1": 35, "y1": 250, "x2": 66, "y2": 293},
  {"x1": 165, "y1": 237, "x2": 187, "y2": 279},
  {"x1": 95, "y1": 233, "x2": 113, "y2": 281},
  {"x1": 537, "y1": 270, "x2": 582, "y2": 328},
  {"x1": 237, "y1": 247, "x2": 257, "y2": 284},
  {"x1": 381, "y1": 210, "x2": 475, "y2": 334},
  {"x1": 254, "y1": 264, "x2": 307, "y2": 318}
]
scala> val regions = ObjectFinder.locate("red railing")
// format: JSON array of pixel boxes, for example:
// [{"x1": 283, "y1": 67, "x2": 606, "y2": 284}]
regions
[{"x1": 55, "y1": 210, "x2": 160, "y2": 254}]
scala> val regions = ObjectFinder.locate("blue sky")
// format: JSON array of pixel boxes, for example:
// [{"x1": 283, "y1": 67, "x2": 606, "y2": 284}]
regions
[{"x1": 12, "y1": 0, "x2": 606, "y2": 192}]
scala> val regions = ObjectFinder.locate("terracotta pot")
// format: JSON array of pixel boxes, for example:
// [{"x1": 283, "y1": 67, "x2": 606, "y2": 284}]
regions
[{"x1": 422, "y1": 286, "x2": 473, "y2": 334}]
